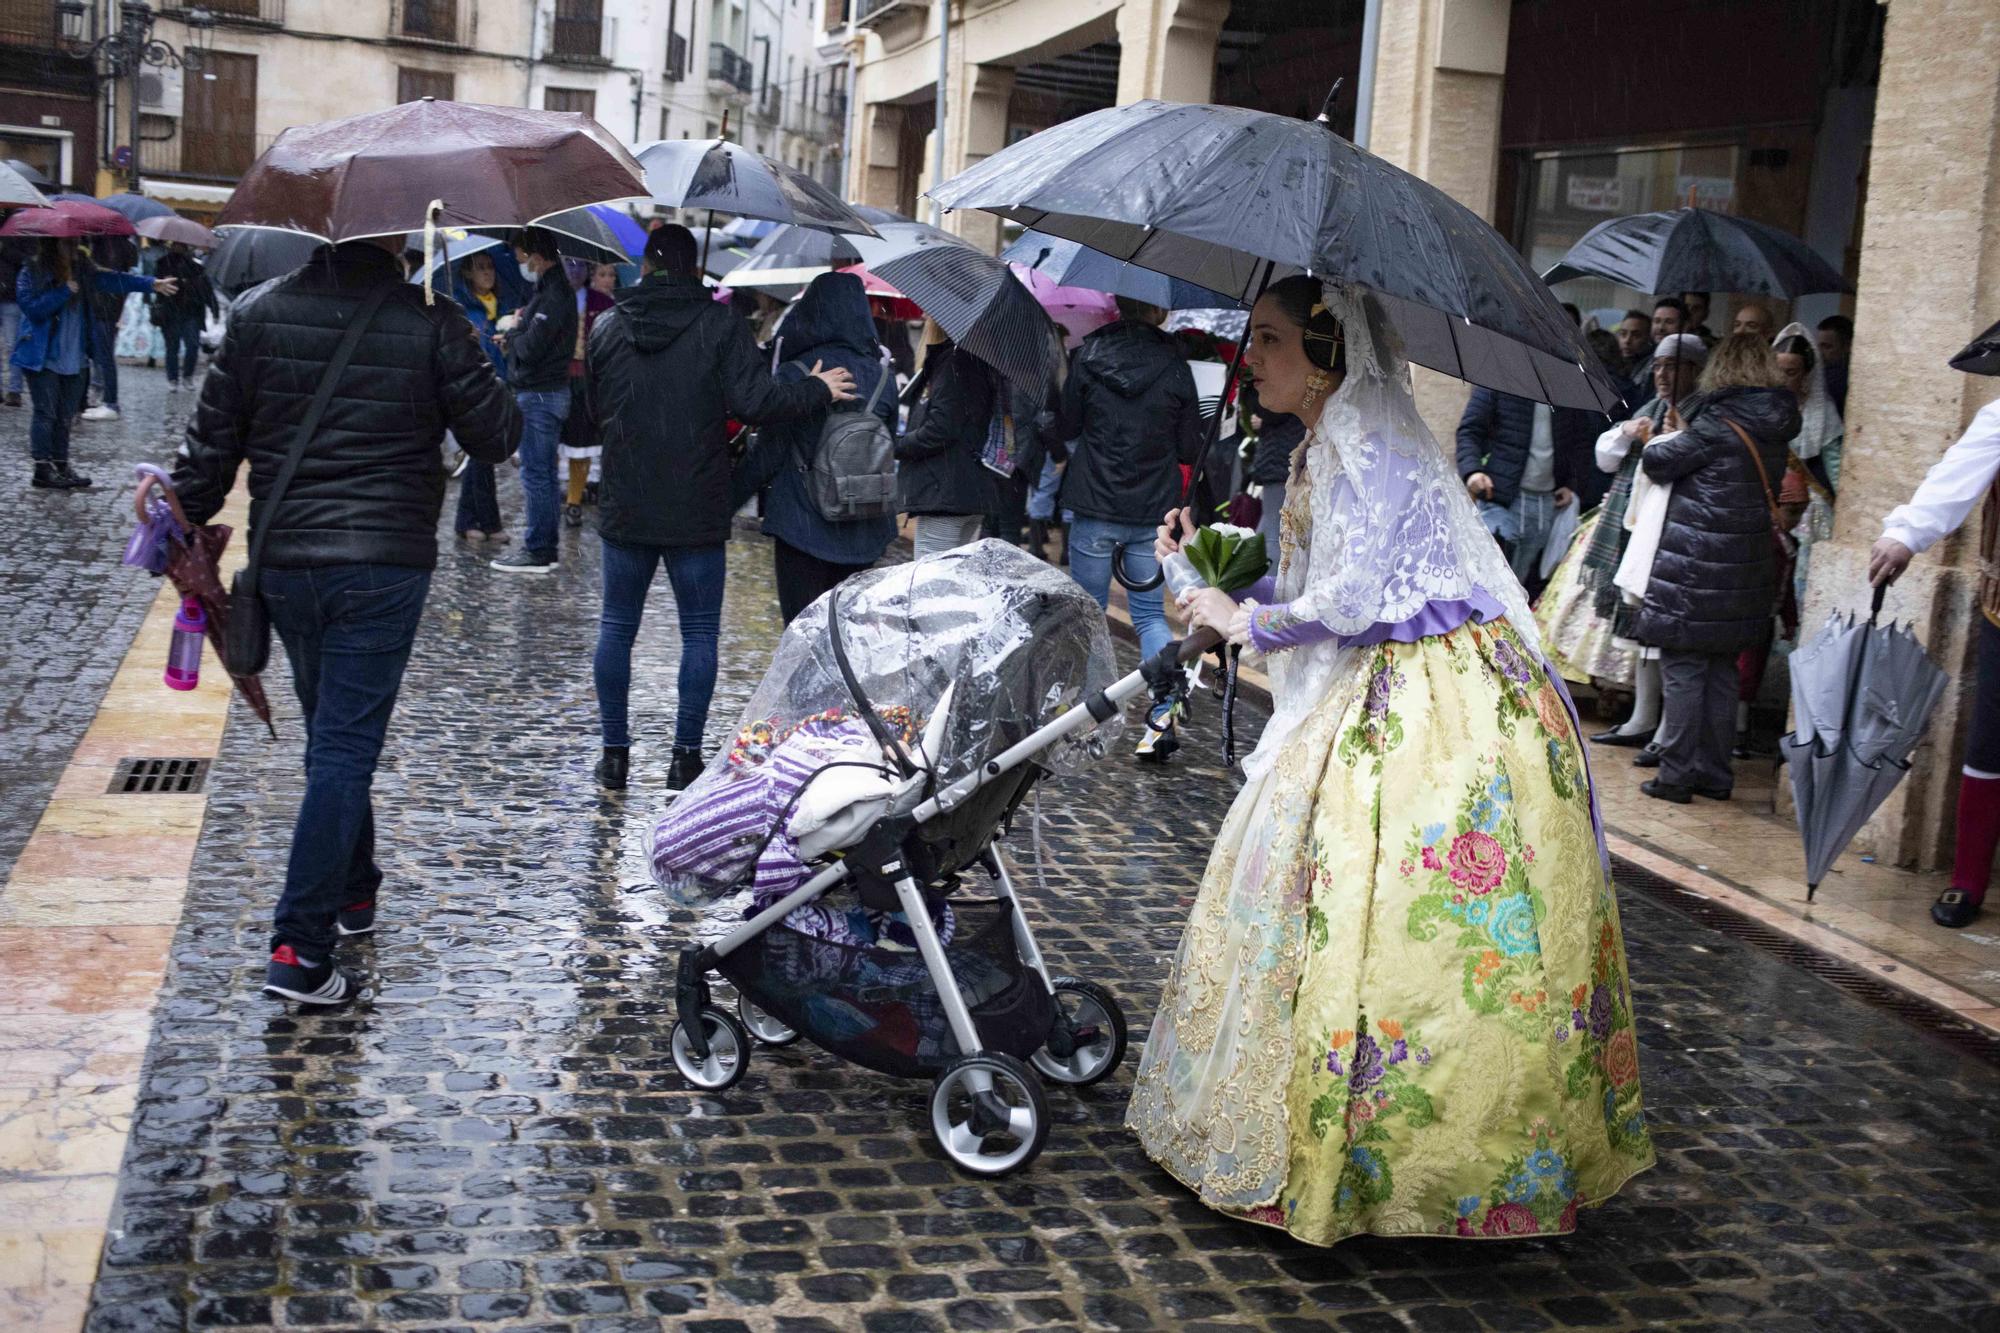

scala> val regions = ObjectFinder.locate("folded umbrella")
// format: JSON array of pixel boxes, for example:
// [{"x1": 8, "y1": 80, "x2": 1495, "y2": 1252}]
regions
[
  {"x1": 1781, "y1": 588, "x2": 1948, "y2": 899},
  {"x1": 1542, "y1": 207, "x2": 1850, "y2": 298},
  {"x1": 1002, "y1": 228, "x2": 1236, "y2": 311},
  {"x1": 136, "y1": 214, "x2": 219, "y2": 249},
  {"x1": 1950, "y1": 317, "x2": 2000, "y2": 376},
  {"x1": 844, "y1": 221, "x2": 1060, "y2": 390},
  {"x1": 0, "y1": 197, "x2": 135, "y2": 239},
  {"x1": 0, "y1": 160, "x2": 49, "y2": 210},
  {"x1": 207, "y1": 226, "x2": 322, "y2": 295}
]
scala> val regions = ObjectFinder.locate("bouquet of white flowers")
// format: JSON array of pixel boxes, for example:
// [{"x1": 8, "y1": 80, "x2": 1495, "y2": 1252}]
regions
[{"x1": 1162, "y1": 523, "x2": 1269, "y2": 599}]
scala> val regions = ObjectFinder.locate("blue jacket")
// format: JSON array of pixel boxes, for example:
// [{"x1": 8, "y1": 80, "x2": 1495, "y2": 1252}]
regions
[
  {"x1": 734, "y1": 272, "x2": 897, "y2": 566},
  {"x1": 449, "y1": 268, "x2": 514, "y2": 378},
  {"x1": 1454, "y1": 386, "x2": 1608, "y2": 509},
  {"x1": 14, "y1": 261, "x2": 154, "y2": 373}
]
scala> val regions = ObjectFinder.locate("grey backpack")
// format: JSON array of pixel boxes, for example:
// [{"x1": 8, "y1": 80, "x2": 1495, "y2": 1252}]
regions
[{"x1": 792, "y1": 357, "x2": 897, "y2": 521}]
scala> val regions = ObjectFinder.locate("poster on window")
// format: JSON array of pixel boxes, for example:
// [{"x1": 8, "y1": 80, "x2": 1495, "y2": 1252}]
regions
[
  {"x1": 1565, "y1": 175, "x2": 1626, "y2": 213},
  {"x1": 1674, "y1": 175, "x2": 1735, "y2": 211}
]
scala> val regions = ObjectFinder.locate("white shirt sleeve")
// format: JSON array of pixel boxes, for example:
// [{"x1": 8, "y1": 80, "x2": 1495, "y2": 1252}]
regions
[
  {"x1": 1595, "y1": 420, "x2": 1639, "y2": 474},
  {"x1": 1881, "y1": 399, "x2": 2000, "y2": 555}
]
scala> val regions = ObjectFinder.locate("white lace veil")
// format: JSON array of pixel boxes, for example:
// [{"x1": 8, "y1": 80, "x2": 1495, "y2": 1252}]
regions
[
  {"x1": 1773, "y1": 321, "x2": 1842, "y2": 460},
  {"x1": 1244, "y1": 281, "x2": 1542, "y2": 778}
]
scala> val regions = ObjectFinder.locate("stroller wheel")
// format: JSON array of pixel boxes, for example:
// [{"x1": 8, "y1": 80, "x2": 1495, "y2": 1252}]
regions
[
  {"x1": 738, "y1": 996, "x2": 800, "y2": 1046},
  {"x1": 928, "y1": 1052, "x2": 1049, "y2": 1177},
  {"x1": 1030, "y1": 977, "x2": 1128, "y2": 1087},
  {"x1": 671, "y1": 1006, "x2": 750, "y2": 1090}
]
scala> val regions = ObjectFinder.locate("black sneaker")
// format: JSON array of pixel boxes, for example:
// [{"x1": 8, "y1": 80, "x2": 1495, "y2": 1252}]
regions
[
  {"x1": 335, "y1": 899, "x2": 376, "y2": 936},
  {"x1": 54, "y1": 462, "x2": 92, "y2": 490},
  {"x1": 263, "y1": 944, "x2": 354, "y2": 1005},
  {"x1": 596, "y1": 746, "x2": 630, "y2": 791},
  {"x1": 31, "y1": 462, "x2": 60, "y2": 490},
  {"x1": 667, "y1": 747, "x2": 704, "y2": 791},
  {"x1": 490, "y1": 548, "x2": 557, "y2": 574}
]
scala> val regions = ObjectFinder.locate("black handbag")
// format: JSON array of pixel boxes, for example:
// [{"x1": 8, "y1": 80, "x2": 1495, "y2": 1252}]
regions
[{"x1": 224, "y1": 283, "x2": 392, "y2": 676}]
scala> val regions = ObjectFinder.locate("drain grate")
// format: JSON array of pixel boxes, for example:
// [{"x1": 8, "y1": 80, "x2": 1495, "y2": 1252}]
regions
[
  {"x1": 1613, "y1": 853, "x2": 2000, "y2": 1067},
  {"x1": 108, "y1": 758, "x2": 211, "y2": 795}
]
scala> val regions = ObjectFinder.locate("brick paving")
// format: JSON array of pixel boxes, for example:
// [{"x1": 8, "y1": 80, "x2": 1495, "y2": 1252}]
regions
[{"x1": 7, "y1": 381, "x2": 1990, "y2": 1329}]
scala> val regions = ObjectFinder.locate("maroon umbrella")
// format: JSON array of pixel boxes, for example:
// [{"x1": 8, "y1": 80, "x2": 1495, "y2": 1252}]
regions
[
  {"x1": 216, "y1": 98, "x2": 647, "y2": 242},
  {"x1": 0, "y1": 197, "x2": 136, "y2": 239},
  {"x1": 135, "y1": 214, "x2": 218, "y2": 249}
]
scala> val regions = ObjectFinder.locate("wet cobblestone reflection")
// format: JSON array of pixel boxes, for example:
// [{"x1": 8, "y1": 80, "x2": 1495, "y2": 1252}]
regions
[{"x1": 45, "y1": 380, "x2": 2000, "y2": 1330}]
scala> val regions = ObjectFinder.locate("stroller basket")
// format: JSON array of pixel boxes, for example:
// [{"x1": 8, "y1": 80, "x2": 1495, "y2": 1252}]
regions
[{"x1": 717, "y1": 898, "x2": 1054, "y2": 1079}]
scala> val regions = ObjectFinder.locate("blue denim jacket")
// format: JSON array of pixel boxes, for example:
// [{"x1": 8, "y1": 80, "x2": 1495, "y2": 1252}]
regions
[{"x1": 13, "y1": 264, "x2": 154, "y2": 373}]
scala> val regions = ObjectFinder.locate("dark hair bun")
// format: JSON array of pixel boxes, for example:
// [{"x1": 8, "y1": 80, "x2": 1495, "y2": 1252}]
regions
[{"x1": 1263, "y1": 274, "x2": 1346, "y2": 373}]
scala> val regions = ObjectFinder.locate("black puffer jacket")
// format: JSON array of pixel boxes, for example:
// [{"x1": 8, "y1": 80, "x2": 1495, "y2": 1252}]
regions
[
  {"x1": 588, "y1": 272, "x2": 830, "y2": 548},
  {"x1": 172, "y1": 243, "x2": 521, "y2": 570},
  {"x1": 1055, "y1": 320, "x2": 1204, "y2": 524},
  {"x1": 1453, "y1": 387, "x2": 1605, "y2": 507},
  {"x1": 1629, "y1": 385, "x2": 1802, "y2": 655},
  {"x1": 506, "y1": 263, "x2": 577, "y2": 392},
  {"x1": 896, "y1": 343, "x2": 997, "y2": 517},
  {"x1": 153, "y1": 247, "x2": 218, "y2": 324}
]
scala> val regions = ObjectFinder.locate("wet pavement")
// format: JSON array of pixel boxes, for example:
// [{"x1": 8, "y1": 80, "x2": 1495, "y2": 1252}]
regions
[{"x1": 8, "y1": 361, "x2": 1999, "y2": 1330}]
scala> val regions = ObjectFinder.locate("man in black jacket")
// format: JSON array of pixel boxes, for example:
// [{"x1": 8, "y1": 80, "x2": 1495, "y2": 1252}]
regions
[
  {"x1": 490, "y1": 228, "x2": 576, "y2": 573},
  {"x1": 171, "y1": 237, "x2": 521, "y2": 1004},
  {"x1": 585, "y1": 225, "x2": 852, "y2": 791},
  {"x1": 1455, "y1": 386, "x2": 1602, "y2": 595}
]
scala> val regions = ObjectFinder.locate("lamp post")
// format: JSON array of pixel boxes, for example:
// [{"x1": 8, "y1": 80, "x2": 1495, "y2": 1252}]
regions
[{"x1": 55, "y1": 0, "x2": 213, "y2": 193}]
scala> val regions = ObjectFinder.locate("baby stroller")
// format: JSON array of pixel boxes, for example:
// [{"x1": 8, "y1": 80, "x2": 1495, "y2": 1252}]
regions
[{"x1": 654, "y1": 541, "x2": 1186, "y2": 1175}]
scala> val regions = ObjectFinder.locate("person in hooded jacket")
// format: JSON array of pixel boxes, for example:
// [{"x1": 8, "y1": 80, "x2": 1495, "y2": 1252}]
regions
[
  {"x1": 734, "y1": 271, "x2": 898, "y2": 624},
  {"x1": 490, "y1": 228, "x2": 577, "y2": 574},
  {"x1": 898, "y1": 321, "x2": 1000, "y2": 556},
  {"x1": 1629, "y1": 333, "x2": 1801, "y2": 804},
  {"x1": 586, "y1": 225, "x2": 855, "y2": 792},
  {"x1": 448, "y1": 249, "x2": 515, "y2": 542}
]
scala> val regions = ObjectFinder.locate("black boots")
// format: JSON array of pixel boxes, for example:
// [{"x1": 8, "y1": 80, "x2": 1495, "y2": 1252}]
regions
[
  {"x1": 595, "y1": 746, "x2": 630, "y2": 791},
  {"x1": 31, "y1": 461, "x2": 90, "y2": 490},
  {"x1": 56, "y1": 462, "x2": 91, "y2": 489},
  {"x1": 667, "y1": 747, "x2": 705, "y2": 791}
]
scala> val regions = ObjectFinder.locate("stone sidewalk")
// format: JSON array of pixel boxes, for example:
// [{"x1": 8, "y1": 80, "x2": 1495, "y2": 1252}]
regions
[{"x1": 56, "y1": 455, "x2": 2000, "y2": 1331}]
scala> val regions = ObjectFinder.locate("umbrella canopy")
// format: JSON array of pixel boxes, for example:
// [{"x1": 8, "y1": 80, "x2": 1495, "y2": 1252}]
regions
[
  {"x1": 408, "y1": 232, "x2": 505, "y2": 287},
  {"x1": 635, "y1": 138, "x2": 879, "y2": 236},
  {"x1": 217, "y1": 98, "x2": 647, "y2": 241},
  {"x1": 1542, "y1": 207, "x2": 1851, "y2": 298},
  {"x1": 588, "y1": 204, "x2": 648, "y2": 257},
  {"x1": 97, "y1": 192, "x2": 176, "y2": 224},
  {"x1": 689, "y1": 228, "x2": 751, "y2": 278},
  {"x1": 931, "y1": 98, "x2": 1620, "y2": 413},
  {"x1": 3, "y1": 158, "x2": 50, "y2": 186},
  {"x1": 1164, "y1": 307, "x2": 1247, "y2": 341},
  {"x1": 1950, "y1": 316, "x2": 2000, "y2": 376},
  {"x1": 502, "y1": 205, "x2": 629, "y2": 263},
  {"x1": 207, "y1": 226, "x2": 322, "y2": 294},
  {"x1": 0, "y1": 160, "x2": 49, "y2": 210},
  {"x1": 840, "y1": 265, "x2": 922, "y2": 322},
  {"x1": 136, "y1": 214, "x2": 219, "y2": 249},
  {"x1": 1781, "y1": 590, "x2": 1949, "y2": 897},
  {"x1": 0, "y1": 197, "x2": 136, "y2": 239},
  {"x1": 844, "y1": 221, "x2": 1059, "y2": 389},
  {"x1": 721, "y1": 216, "x2": 781, "y2": 241},
  {"x1": 1002, "y1": 228, "x2": 1235, "y2": 311},
  {"x1": 1009, "y1": 263, "x2": 1119, "y2": 347},
  {"x1": 722, "y1": 205, "x2": 910, "y2": 286}
]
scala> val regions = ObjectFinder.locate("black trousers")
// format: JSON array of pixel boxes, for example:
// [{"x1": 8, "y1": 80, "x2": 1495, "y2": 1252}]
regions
[
  {"x1": 774, "y1": 539, "x2": 870, "y2": 625},
  {"x1": 1968, "y1": 615, "x2": 2000, "y2": 774}
]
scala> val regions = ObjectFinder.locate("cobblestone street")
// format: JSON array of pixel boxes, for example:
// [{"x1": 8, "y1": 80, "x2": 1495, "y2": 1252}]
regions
[{"x1": 3, "y1": 363, "x2": 1999, "y2": 1331}]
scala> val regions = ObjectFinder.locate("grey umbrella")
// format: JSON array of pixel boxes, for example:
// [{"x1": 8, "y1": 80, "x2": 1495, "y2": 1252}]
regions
[
  {"x1": 719, "y1": 206, "x2": 909, "y2": 288},
  {"x1": 0, "y1": 160, "x2": 49, "y2": 210},
  {"x1": 1781, "y1": 588, "x2": 1949, "y2": 899},
  {"x1": 845, "y1": 221, "x2": 1060, "y2": 390},
  {"x1": 1542, "y1": 207, "x2": 1850, "y2": 298}
]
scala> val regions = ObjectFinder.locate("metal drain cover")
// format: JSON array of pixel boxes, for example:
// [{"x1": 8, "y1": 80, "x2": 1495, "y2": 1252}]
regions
[{"x1": 108, "y1": 758, "x2": 211, "y2": 795}]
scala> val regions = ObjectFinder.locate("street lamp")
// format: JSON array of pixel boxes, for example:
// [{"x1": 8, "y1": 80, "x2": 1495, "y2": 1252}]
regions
[{"x1": 57, "y1": 0, "x2": 213, "y2": 192}]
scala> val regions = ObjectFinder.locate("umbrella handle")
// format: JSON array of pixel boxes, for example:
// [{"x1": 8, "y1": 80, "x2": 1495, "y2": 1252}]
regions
[
  {"x1": 133, "y1": 468, "x2": 189, "y2": 530},
  {"x1": 1869, "y1": 583, "x2": 1886, "y2": 625}
]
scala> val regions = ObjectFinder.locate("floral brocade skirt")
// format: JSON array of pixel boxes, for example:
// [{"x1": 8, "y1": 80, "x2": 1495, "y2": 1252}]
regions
[
  {"x1": 1534, "y1": 512, "x2": 1636, "y2": 690},
  {"x1": 1126, "y1": 617, "x2": 1653, "y2": 1245}
]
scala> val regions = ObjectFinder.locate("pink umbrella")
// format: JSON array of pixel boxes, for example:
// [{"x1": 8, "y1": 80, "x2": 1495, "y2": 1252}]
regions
[
  {"x1": 839, "y1": 264, "x2": 924, "y2": 322},
  {"x1": 1008, "y1": 262, "x2": 1117, "y2": 349},
  {"x1": 0, "y1": 197, "x2": 136, "y2": 239},
  {"x1": 135, "y1": 214, "x2": 218, "y2": 249}
]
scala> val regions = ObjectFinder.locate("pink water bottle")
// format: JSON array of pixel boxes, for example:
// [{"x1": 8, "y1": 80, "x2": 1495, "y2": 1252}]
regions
[{"x1": 165, "y1": 597, "x2": 204, "y2": 692}]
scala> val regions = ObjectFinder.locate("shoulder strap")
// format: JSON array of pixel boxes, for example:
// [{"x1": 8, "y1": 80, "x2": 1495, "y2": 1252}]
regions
[
  {"x1": 861, "y1": 353, "x2": 891, "y2": 416},
  {"x1": 1722, "y1": 416, "x2": 1787, "y2": 530},
  {"x1": 241, "y1": 282, "x2": 393, "y2": 589}
]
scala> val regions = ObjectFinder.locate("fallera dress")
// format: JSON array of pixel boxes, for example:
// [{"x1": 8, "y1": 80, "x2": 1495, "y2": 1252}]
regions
[{"x1": 1126, "y1": 285, "x2": 1654, "y2": 1246}]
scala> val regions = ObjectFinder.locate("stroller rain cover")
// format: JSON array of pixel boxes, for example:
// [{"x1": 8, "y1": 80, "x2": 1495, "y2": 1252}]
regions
[{"x1": 652, "y1": 539, "x2": 1122, "y2": 906}]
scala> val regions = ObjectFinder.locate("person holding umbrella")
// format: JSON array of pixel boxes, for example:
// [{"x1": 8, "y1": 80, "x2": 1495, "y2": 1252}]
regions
[
  {"x1": 14, "y1": 236, "x2": 175, "y2": 489},
  {"x1": 448, "y1": 248, "x2": 515, "y2": 542},
  {"x1": 152, "y1": 240, "x2": 218, "y2": 394}
]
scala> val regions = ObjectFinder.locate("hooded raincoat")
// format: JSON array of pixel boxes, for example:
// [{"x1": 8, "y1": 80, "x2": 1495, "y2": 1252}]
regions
[{"x1": 1055, "y1": 319, "x2": 1205, "y2": 526}]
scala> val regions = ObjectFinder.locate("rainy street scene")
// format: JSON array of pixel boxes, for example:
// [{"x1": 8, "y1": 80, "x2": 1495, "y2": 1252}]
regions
[{"x1": 3, "y1": 1, "x2": 2000, "y2": 1331}]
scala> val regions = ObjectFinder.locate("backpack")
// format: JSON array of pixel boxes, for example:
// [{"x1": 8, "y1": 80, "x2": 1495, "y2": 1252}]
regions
[{"x1": 790, "y1": 356, "x2": 897, "y2": 521}]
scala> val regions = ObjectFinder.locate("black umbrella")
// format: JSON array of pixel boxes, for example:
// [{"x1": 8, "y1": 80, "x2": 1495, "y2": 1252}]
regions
[
  {"x1": 1951, "y1": 317, "x2": 2000, "y2": 376},
  {"x1": 724, "y1": 205, "x2": 909, "y2": 287},
  {"x1": 845, "y1": 221, "x2": 1060, "y2": 390},
  {"x1": 206, "y1": 227, "x2": 323, "y2": 295},
  {"x1": 931, "y1": 97, "x2": 1620, "y2": 414},
  {"x1": 1542, "y1": 207, "x2": 1851, "y2": 299},
  {"x1": 636, "y1": 136, "x2": 878, "y2": 272}
]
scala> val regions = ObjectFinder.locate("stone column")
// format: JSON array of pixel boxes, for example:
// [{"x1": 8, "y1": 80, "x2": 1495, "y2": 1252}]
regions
[
  {"x1": 1362, "y1": 0, "x2": 1511, "y2": 442},
  {"x1": 1797, "y1": 0, "x2": 2000, "y2": 870},
  {"x1": 940, "y1": 62, "x2": 1017, "y2": 252},
  {"x1": 1114, "y1": 0, "x2": 1228, "y2": 106}
]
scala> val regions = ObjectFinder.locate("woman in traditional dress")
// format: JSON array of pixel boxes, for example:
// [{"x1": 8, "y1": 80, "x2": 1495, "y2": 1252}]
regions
[{"x1": 1127, "y1": 277, "x2": 1653, "y2": 1245}]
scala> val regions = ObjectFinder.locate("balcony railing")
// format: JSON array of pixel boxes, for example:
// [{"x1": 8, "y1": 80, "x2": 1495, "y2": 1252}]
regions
[
  {"x1": 391, "y1": 0, "x2": 471, "y2": 47},
  {"x1": 853, "y1": 0, "x2": 924, "y2": 25},
  {"x1": 708, "y1": 42, "x2": 751, "y2": 94},
  {"x1": 163, "y1": 0, "x2": 286, "y2": 27},
  {"x1": 663, "y1": 29, "x2": 687, "y2": 81},
  {"x1": 548, "y1": 1, "x2": 605, "y2": 63},
  {"x1": 138, "y1": 128, "x2": 279, "y2": 182},
  {"x1": 0, "y1": 2, "x2": 57, "y2": 48},
  {"x1": 751, "y1": 83, "x2": 781, "y2": 122}
]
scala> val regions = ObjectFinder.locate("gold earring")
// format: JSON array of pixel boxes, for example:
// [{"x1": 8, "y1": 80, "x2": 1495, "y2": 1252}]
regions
[{"x1": 1301, "y1": 369, "x2": 1331, "y2": 412}]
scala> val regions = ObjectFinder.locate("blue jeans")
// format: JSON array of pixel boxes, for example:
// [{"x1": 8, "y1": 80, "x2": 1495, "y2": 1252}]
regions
[
  {"x1": 261, "y1": 564, "x2": 431, "y2": 956},
  {"x1": 162, "y1": 313, "x2": 202, "y2": 384},
  {"x1": 455, "y1": 461, "x2": 501, "y2": 535},
  {"x1": 1067, "y1": 514, "x2": 1170, "y2": 660},
  {"x1": 0, "y1": 303, "x2": 21, "y2": 395},
  {"x1": 1027, "y1": 457, "x2": 1061, "y2": 522},
  {"x1": 25, "y1": 370, "x2": 85, "y2": 463},
  {"x1": 516, "y1": 388, "x2": 568, "y2": 557},
  {"x1": 595, "y1": 538, "x2": 726, "y2": 752}
]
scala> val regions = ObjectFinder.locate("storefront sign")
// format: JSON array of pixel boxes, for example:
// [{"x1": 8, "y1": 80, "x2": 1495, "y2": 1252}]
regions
[{"x1": 1565, "y1": 176, "x2": 1626, "y2": 213}]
